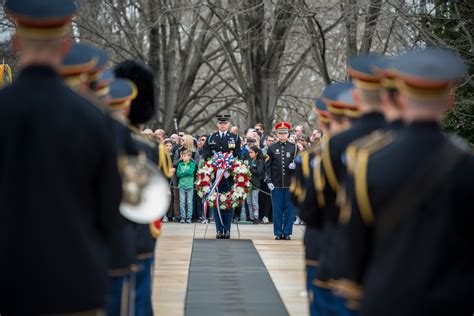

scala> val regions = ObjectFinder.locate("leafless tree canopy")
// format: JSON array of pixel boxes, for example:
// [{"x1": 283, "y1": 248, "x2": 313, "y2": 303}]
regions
[{"x1": 1, "y1": 0, "x2": 472, "y2": 136}]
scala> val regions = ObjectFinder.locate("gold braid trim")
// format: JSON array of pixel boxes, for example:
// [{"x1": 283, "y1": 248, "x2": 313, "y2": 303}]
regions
[
  {"x1": 338, "y1": 187, "x2": 352, "y2": 224},
  {"x1": 305, "y1": 259, "x2": 319, "y2": 267},
  {"x1": 355, "y1": 149, "x2": 374, "y2": 225},
  {"x1": 332, "y1": 279, "x2": 363, "y2": 302},
  {"x1": 297, "y1": 186, "x2": 306, "y2": 205},
  {"x1": 301, "y1": 152, "x2": 310, "y2": 179},
  {"x1": 354, "y1": 133, "x2": 395, "y2": 225},
  {"x1": 289, "y1": 175, "x2": 297, "y2": 193},
  {"x1": 345, "y1": 130, "x2": 384, "y2": 176},
  {"x1": 346, "y1": 145, "x2": 357, "y2": 176},
  {"x1": 314, "y1": 156, "x2": 326, "y2": 208},
  {"x1": 322, "y1": 139, "x2": 338, "y2": 192}
]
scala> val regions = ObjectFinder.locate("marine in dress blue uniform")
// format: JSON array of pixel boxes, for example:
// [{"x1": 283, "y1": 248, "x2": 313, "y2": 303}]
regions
[
  {"x1": 0, "y1": 1, "x2": 123, "y2": 315},
  {"x1": 265, "y1": 122, "x2": 298, "y2": 240},
  {"x1": 337, "y1": 47, "x2": 474, "y2": 316},
  {"x1": 201, "y1": 114, "x2": 242, "y2": 239}
]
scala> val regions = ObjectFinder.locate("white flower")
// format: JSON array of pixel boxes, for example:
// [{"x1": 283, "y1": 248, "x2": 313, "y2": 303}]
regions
[
  {"x1": 237, "y1": 176, "x2": 244, "y2": 182},
  {"x1": 235, "y1": 187, "x2": 244, "y2": 194}
]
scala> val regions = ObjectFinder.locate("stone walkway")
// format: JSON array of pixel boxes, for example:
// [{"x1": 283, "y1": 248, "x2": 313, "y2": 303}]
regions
[{"x1": 152, "y1": 223, "x2": 308, "y2": 316}]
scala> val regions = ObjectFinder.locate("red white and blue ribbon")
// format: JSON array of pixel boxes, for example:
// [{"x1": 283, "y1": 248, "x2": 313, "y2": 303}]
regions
[{"x1": 203, "y1": 152, "x2": 235, "y2": 224}]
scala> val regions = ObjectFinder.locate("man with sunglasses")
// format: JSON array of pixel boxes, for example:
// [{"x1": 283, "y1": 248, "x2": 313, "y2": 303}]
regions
[{"x1": 254, "y1": 123, "x2": 266, "y2": 148}]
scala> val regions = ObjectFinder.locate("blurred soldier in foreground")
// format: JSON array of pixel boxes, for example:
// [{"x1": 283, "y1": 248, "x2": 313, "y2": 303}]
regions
[
  {"x1": 291, "y1": 98, "x2": 331, "y2": 315},
  {"x1": 115, "y1": 60, "x2": 172, "y2": 316},
  {"x1": 0, "y1": 1, "x2": 122, "y2": 315},
  {"x1": 337, "y1": 47, "x2": 474, "y2": 316}
]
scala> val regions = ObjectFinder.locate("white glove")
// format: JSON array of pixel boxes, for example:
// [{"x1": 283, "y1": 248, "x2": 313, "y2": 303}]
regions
[
  {"x1": 224, "y1": 171, "x2": 230, "y2": 178},
  {"x1": 289, "y1": 162, "x2": 296, "y2": 170},
  {"x1": 267, "y1": 183, "x2": 275, "y2": 191}
]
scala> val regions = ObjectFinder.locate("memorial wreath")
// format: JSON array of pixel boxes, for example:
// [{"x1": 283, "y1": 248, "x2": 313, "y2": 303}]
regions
[{"x1": 196, "y1": 152, "x2": 252, "y2": 211}]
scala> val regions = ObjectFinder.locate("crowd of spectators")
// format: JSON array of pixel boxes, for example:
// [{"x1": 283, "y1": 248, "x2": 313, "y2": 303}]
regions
[{"x1": 140, "y1": 123, "x2": 324, "y2": 225}]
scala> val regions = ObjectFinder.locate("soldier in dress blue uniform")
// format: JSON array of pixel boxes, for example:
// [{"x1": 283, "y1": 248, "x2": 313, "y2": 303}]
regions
[
  {"x1": 265, "y1": 122, "x2": 298, "y2": 240},
  {"x1": 0, "y1": 1, "x2": 123, "y2": 315},
  {"x1": 289, "y1": 98, "x2": 330, "y2": 315},
  {"x1": 290, "y1": 98, "x2": 333, "y2": 316},
  {"x1": 114, "y1": 60, "x2": 172, "y2": 316},
  {"x1": 202, "y1": 114, "x2": 242, "y2": 239},
  {"x1": 60, "y1": 43, "x2": 142, "y2": 316},
  {"x1": 59, "y1": 42, "x2": 100, "y2": 93},
  {"x1": 103, "y1": 77, "x2": 139, "y2": 316},
  {"x1": 337, "y1": 47, "x2": 474, "y2": 316},
  {"x1": 312, "y1": 55, "x2": 388, "y2": 316}
]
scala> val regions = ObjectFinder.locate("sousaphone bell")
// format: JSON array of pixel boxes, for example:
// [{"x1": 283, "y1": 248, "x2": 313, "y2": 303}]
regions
[{"x1": 119, "y1": 152, "x2": 171, "y2": 224}]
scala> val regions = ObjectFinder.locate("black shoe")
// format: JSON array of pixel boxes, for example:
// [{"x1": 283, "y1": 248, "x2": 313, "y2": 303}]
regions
[
  {"x1": 284, "y1": 235, "x2": 291, "y2": 240},
  {"x1": 275, "y1": 235, "x2": 281, "y2": 240},
  {"x1": 224, "y1": 231, "x2": 230, "y2": 239},
  {"x1": 216, "y1": 231, "x2": 224, "y2": 239}
]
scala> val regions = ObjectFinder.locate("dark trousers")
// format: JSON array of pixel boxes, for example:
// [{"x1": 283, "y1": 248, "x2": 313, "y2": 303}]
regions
[
  {"x1": 106, "y1": 273, "x2": 133, "y2": 316},
  {"x1": 134, "y1": 256, "x2": 154, "y2": 316},
  {"x1": 194, "y1": 191, "x2": 203, "y2": 220},
  {"x1": 172, "y1": 187, "x2": 180, "y2": 219},
  {"x1": 271, "y1": 188, "x2": 294, "y2": 236},
  {"x1": 259, "y1": 186, "x2": 273, "y2": 221},
  {"x1": 312, "y1": 284, "x2": 359, "y2": 316},
  {"x1": 214, "y1": 208, "x2": 233, "y2": 233},
  {"x1": 306, "y1": 266, "x2": 318, "y2": 316}
]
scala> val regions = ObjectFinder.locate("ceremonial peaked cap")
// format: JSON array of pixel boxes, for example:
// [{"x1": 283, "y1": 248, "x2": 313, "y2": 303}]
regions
[
  {"x1": 274, "y1": 122, "x2": 291, "y2": 133},
  {"x1": 108, "y1": 78, "x2": 137, "y2": 109},
  {"x1": 392, "y1": 47, "x2": 467, "y2": 100},
  {"x1": 348, "y1": 53, "x2": 388, "y2": 90},
  {"x1": 95, "y1": 69, "x2": 114, "y2": 98},
  {"x1": 59, "y1": 43, "x2": 98, "y2": 76},
  {"x1": 216, "y1": 114, "x2": 231, "y2": 122},
  {"x1": 322, "y1": 81, "x2": 359, "y2": 117},
  {"x1": 373, "y1": 57, "x2": 398, "y2": 89},
  {"x1": 4, "y1": 0, "x2": 79, "y2": 39},
  {"x1": 315, "y1": 98, "x2": 331, "y2": 124}
]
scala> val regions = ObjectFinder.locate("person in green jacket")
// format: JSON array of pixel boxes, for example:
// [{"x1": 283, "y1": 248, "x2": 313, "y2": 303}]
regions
[{"x1": 177, "y1": 149, "x2": 196, "y2": 223}]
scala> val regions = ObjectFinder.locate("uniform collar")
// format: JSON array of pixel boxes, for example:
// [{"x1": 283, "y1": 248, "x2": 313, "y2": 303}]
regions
[
  {"x1": 357, "y1": 112, "x2": 385, "y2": 121},
  {"x1": 407, "y1": 121, "x2": 440, "y2": 131},
  {"x1": 388, "y1": 119, "x2": 404, "y2": 130},
  {"x1": 18, "y1": 65, "x2": 59, "y2": 81}
]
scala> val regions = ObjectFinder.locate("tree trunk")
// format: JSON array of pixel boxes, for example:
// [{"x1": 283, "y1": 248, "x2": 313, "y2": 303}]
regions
[
  {"x1": 359, "y1": 0, "x2": 383, "y2": 54},
  {"x1": 147, "y1": 0, "x2": 162, "y2": 126}
]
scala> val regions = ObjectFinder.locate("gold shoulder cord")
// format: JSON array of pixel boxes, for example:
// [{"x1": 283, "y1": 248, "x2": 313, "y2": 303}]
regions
[
  {"x1": 321, "y1": 138, "x2": 339, "y2": 192},
  {"x1": 354, "y1": 133, "x2": 395, "y2": 226},
  {"x1": 346, "y1": 130, "x2": 384, "y2": 176},
  {"x1": 158, "y1": 143, "x2": 173, "y2": 179},
  {"x1": 346, "y1": 145, "x2": 357, "y2": 176},
  {"x1": 313, "y1": 155, "x2": 326, "y2": 208},
  {"x1": 294, "y1": 151, "x2": 310, "y2": 202},
  {"x1": 301, "y1": 152, "x2": 310, "y2": 179}
]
